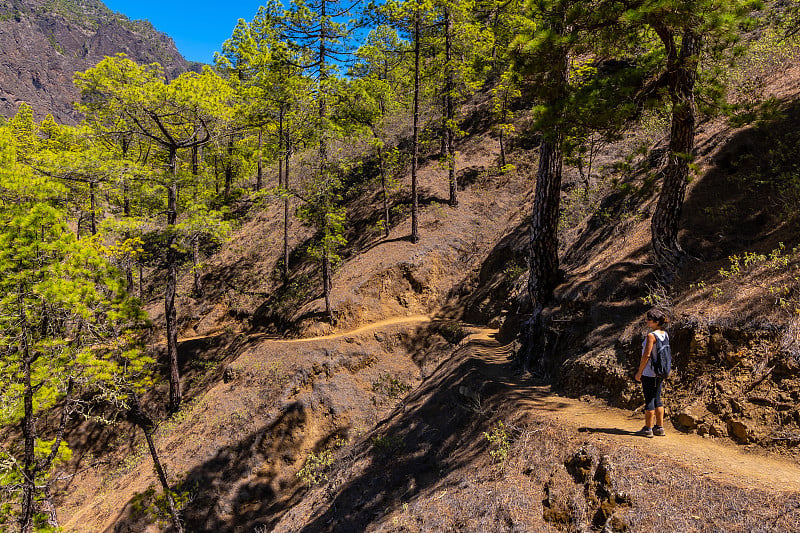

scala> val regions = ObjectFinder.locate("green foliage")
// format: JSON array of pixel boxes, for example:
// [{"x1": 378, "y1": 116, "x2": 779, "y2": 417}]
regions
[
  {"x1": 724, "y1": 29, "x2": 800, "y2": 123},
  {"x1": 503, "y1": 261, "x2": 526, "y2": 283},
  {"x1": 372, "y1": 373, "x2": 412, "y2": 399},
  {"x1": 130, "y1": 484, "x2": 194, "y2": 529},
  {"x1": 296, "y1": 437, "x2": 347, "y2": 487},
  {"x1": 0, "y1": 121, "x2": 151, "y2": 528},
  {"x1": 438, "y1": 322, "x2": 467, "y2": 344},
  {"x1": 689, "y1": 244, "x2": 800, "y2": 316},
  {"x1": 483, "y1": 420, "x2": 511, "y2": 465},
  {"x1": 641, "y1": 284, "x2": 672, "y2": 310},
  {"x1": 370, "y1": 433, "x2": 405, "y2": 452},
  {"x1": 715, "y1": 243, "x2": 800, "y2": 315},
  {"x1": 297, "y1": 449, "x2": 334, "y2": 486}
]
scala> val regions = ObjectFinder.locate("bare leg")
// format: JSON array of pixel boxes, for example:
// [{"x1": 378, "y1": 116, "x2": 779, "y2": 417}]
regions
[
  {"x1": 655, "y1": 406, "x2": 664, "y2": 427},
  {"x1": 645, "y1": 410, "x2": 654, "y2": 428}
]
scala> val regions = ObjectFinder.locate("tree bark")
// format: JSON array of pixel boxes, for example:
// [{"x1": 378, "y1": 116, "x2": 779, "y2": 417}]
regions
[
  {"x1": 19, "y1": 295, "x2": 35, "y2": 533},
  {"x1": 224, "y1": 137, "x2": 234, "y2": 199},
  {"x1": 283, "y1": 130, "x2": 291, "y2": 282},
  {"x1": 130, "y1": 393, "x2": 184, "y2": 533},
  {"x1": 257, "y1": 127, "x2": 264, "y2": 192},
  {"x1": 524, "y1": 16, "x2": 569, "y2": 371},
  {"x1": 323, "y1": 250, "x2": 333, "y2": 323},
  {"x1": 410, "y1": 5, "x2": 421, "y2": 244},
  {"x1": 528, "y1": 138, "x2": 563, "y2": 311},
  {"x1": 165, "y1": 147, "x2": 181, "y2": 413},
  {"x1": 444, "y1": 7, "x2": 457, "y2": 207},
  {"x1": 650, "y1": 26, "x2": 700, "y2": 285},
  {"x1": 89, "y1": 180, "x2": 97, "y2": 235},
  {"x1": 378, "y1": 148, "x2": 390, "y2": 238},
  {"x1": 192, "y1": 236, "x2": 202, "y2": 298}
]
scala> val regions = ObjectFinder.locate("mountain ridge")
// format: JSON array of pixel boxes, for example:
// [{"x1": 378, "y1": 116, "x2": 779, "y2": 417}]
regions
[{"x1": 0, "y1": 0, "x2": 196, "y2": 124}]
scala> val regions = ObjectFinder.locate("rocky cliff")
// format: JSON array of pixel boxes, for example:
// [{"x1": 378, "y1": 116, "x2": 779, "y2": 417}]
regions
[{"x1": 0, "y1": 0, "x2": 196, "y2": 124}]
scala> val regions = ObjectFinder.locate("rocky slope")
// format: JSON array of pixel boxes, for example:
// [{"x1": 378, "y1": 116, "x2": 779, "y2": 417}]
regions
[{"x1": 0, "y1": 0, "x2": 195, "y2": 124}]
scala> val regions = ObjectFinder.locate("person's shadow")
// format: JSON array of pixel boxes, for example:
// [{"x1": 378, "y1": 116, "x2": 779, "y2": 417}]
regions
[{"x1": 578, "y1": 427, "x2": 638, "y2": 436}]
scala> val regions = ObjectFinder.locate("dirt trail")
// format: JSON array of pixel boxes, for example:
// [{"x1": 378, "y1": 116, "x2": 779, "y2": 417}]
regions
[
  {"x1": 174, "y1": 315, "x2": 432, "y2": 345},
  {"x1": 466, "y1": 329, "x2": 800, "y2": 494}
]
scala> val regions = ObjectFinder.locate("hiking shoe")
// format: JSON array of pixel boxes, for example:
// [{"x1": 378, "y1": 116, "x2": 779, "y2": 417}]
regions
[
  {"x1": 653, "y1": 425, "x2": 666, "y2": 436},
  {"x1": 634, "y1": 426, "x2": 653, "y2": 437}
]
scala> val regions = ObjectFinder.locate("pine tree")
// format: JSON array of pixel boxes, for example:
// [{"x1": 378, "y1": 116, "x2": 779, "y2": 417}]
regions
[
  {"x1": 622, "y1": 0, "x2": 761, "y2": 283},
  {"x1": 0, "y1": 124, "x2": 148, "y2": 533},
  {"x1": 76, "y1": 56, "x2": 235, "y2": 412}
]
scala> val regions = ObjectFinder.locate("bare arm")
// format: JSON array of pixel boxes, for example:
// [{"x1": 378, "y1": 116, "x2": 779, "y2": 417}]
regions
[{"x1": 635, "y1": 333, "x2": 655, "y2": 382}]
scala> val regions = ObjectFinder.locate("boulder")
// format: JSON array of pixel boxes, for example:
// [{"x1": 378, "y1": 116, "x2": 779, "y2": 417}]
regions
[{"x1": 727, "y1": 419, "x2": 751, "y2": 444}]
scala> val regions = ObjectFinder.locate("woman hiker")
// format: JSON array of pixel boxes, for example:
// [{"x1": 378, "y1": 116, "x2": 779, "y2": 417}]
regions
[{"x1": 634, "y1": 308, "x2": 670, "y2": 437}]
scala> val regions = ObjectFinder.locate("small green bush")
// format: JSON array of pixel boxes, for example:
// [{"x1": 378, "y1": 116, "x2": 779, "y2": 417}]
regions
[
  {"x1": 372, "y1": 373, "x2": 411, "y2": 399},
  {"x1": 483, "y1": 420, "x2": 512, "y2": 466},
  {"x1": 439, "y1": 322, "x2": 467, "y2": 344},
  {"x1": 296, "y1": 449, "x2": 334, "y2": 487}
]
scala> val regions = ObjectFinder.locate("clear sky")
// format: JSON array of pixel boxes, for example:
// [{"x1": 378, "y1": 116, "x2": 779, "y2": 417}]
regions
[{"x1": 102, "y1": 1, "x2": 268, "y2": 64}]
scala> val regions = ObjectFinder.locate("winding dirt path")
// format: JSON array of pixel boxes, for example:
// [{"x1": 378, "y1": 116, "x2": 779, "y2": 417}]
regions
[
  {"x1": 466, "y1": 329, "x2": 800, "y2": 494},
  {"x1": 174, "y1": 315, "x2": 432, "y2": 345},
  {"x1": 175, "y1": 320, "x2": 799, "y2": 496}
]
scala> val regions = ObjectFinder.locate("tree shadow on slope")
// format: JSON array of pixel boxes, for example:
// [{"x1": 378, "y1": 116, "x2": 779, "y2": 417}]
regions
[
  {"x1": 55, "y1": 333, "x2": 251, "y2": 502},
  {"x1": 109, "y1": 402, "x2": 344, "y2": 532},
  {"x1": 681, "y1": 101, "x2": 800, "y2": 265},
  {"x1": 295, "y1": 337, "x2": 548, "y2": 533}
]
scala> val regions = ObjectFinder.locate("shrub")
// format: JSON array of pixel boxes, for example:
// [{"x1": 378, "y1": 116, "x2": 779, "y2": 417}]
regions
[{"x1": 483, "y1": 420, "x2": 512, "y2": 466}]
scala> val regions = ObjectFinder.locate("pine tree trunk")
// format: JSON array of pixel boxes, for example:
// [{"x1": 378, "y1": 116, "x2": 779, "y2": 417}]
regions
[
  {"x1": 445, "y1": 8, "x2": 457, "y2": 207},
  {"x1": 410, "y1": 5, "x2": 421, "y2": 244},
  {"x1": 323, "y1": 250, "x2": 333, "y2": 323},
  {"x1": 283, "y1": 131, "x2": 291, "y2": 282},
  {"x1": 19, "y1": 296, "x2": 35, "y2": 533},
  {"x1": 192, "y1": 236, "x2": 202, "y2": 298},
  {"x1": 126, "y1": 266, "x2": 135, "y2": 295},
  {"x1": 130, "y1": 393, "x2": 183, "y2": 533},
  {"x1": 379, "y1": 148, "x2": 390, "y2": 238},
  {"x1": 257, "y1": 127, "x2": 264, "y2": 191},
  {"x1": 650, "y1": 26, "x2": 699, "y2": 285},
  {"x1": 524, "y1": 16, "x2": 569, "y2": 371},
  {"x1": 499, "y1": 130, "x2": 506, "y2": 169},
  {"x1": 89, "y1": 180, "x2": 97, "y2": 235},
  {"x1": 165, "y1": 148, "x2": 181, "y2": 413},
  {"x1": 224, "y1": 137, "x2": 234, "y2": 199},
  {"x1": 528, "y1": 138, "x2": 563, "y2": 310},
  {"x1": 191, "y1": 144, "x2": 199, "y2": 176},
  {"x1": 278, "y1": 111, "x2": 284, "y2": 188}
]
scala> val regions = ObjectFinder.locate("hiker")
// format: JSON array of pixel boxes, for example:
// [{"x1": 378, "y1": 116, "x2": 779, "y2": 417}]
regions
[{"x1": 633, "y1": 308, "x2": 670, "y2": 437}]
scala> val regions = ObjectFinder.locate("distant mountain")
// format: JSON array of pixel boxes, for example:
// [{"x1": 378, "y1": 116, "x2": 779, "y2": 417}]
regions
[{"x1": 0, "y1": 0, "x2": 199, "y2": 124}]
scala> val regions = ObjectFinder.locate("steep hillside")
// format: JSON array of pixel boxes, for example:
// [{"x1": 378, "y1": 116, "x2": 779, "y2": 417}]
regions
[
  {"x1": 23, "y1": 20, "x2": 800, "y2": 533},
  {"x1": 0, "y1": 0, "x2": 194, "y2": 123}
]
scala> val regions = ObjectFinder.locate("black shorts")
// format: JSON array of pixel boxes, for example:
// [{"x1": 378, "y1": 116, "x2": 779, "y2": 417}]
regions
[{"x1": 641, "y1": 375, "x2": 663, "y2": 411}]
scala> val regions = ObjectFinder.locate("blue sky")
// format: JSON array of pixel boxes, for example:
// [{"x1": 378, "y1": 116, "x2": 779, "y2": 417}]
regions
[{"x1": 102, "y1": 1, "x2": 268, "y2": 63}]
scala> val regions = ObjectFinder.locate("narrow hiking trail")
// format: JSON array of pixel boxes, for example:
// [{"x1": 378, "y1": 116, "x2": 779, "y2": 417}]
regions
[
  {"x1": 463, "y1": 329, "x2": 800, "y2": 494},
  {"x1": 172, "y1": 314, "x2": 432, "y2": 345},
  {"x1": 176, "y1": 319, "x2": 800, "y2": 495}
]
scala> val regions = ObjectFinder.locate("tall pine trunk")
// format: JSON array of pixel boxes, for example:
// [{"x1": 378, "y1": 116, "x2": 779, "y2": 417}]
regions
[
  {"x1": 256, "y1": 127, "x2": 264, "y2": 191},
  {"x1": 130, "y1": 393, "x2": 184, "y2": 533},
  {"x1": 89, "y1": 180, "x2": 97, "y2": 235},
  {"x1": 224, "y1": 137, "x2": 234, "y2": 199},
  {"x1": 378, "y1": 147, "x2": 390, "y2": 238},
  {"x1": 523, "y1": 18, "x2": 569, "y2": 372},
  {"x1": 284, "y1": 130, "x2": 291, "y2": 282},
  {"x1": 165, "y1": 148, "x2": 181, "y2": 413},
  {"x1": 650, "y1": 26, "x2": 699, "y2": 285},
  {"x1": 19, "y1": 295, "x2": 35, "y2": 533},
  {"x1": 444, "y1": 7, "x2": 457, "y2": 207},
  {"x1": 410, "y1": 4, "x2": 421, "y2": 244},
  {"x1": 192, "y1": 236, "x2": 202, "y2": 298}
]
